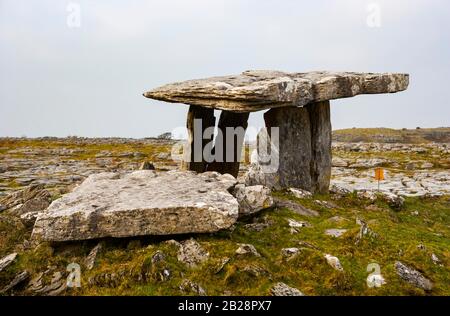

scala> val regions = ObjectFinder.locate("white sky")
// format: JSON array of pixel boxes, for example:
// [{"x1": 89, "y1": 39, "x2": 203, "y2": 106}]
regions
[{"x1": 1, "y1": 0, "x2": 449, "y2": 138}]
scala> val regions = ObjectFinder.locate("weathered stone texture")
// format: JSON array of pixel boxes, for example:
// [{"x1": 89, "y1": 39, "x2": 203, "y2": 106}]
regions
[
  {"x1": 144, "y1": 70, "x2": 409, "y2": 112},
  {"x1": 32, "y1": 170, "x2": 239, "y2": 241}
]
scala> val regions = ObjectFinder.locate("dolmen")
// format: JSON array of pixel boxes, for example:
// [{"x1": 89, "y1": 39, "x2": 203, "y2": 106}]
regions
[
  {"x1": 32, "y1": 70, "x2": 409, "y2": 242},
  {"x1": 144, "y1": 70, "x2": 409, "y2": 193}
]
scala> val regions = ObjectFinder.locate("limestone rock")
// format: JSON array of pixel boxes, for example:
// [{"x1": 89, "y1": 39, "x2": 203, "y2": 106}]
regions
[
  {"x1": 355, "y1": 218, "x2": 378, "y2": 244},
  {"x1": 281, "y1": 247, "x2": 300, "y2": 260},
  {"x1": 382, "y1": 192, "x2": 405, "y2": 210},
  {"x1": 332, "y1": 157, "x2": 348, "y2": 167},
  {"x1": 329, "y1": 184, "x2": 351, "y2": 196},
  {"x1": 287, "y1": 218, "x2": 310, "y2": 228},
  {"x1": 395, "y1": 261, "x2": 433, "y2": 291},
  {"x1": 232, "y1": 184, "x2": 274, "y2": 217},
  {"x1": 264, "y1": 107, "x2": 312, "y2": 190},
  {"x1": 325, "y1": 229, "x2": 348, "y2": 238},
  {"x1": 0, "y1": 253, "x2": 17, "y2": 272},
  {"x1": 235, "y1": 243, "x2": 260, "y2": 257},
  {"x1": 85, "y1": 243, "x2": 102, "y2": 270},
  {"x1": 324, "y1": 254, "x2": 344, "y2": 271},
  {"x1": 307, "y1": 101, "x2": 332, "y2": 193},
  {"x1": 0, "y1": 271, "x2": 30, "y2": 294},
  {"x1": 274, "y1": 198, "x2": 319, "y2": 217},
  {"x1": 179, "y1": 279, "x2": 206, "y2": 296},
  {"x1": 177, "y1": 239, "x2": 209, "y2": 268},
  {"x1": 288, "y1": 187, "x2": 312, "y2": 199},
  {"x1": 270, "y1": 282, "x2": 304, "y2": 296},
  {"x1": 144, "y1": 70, "x2": 409, "y2": 112},
  {"x1": 0, "y1": 184, "x2": 51, "y2": 212},
  {"x1": 32, "y1": 170, "x2": 239, "y2": 241}
]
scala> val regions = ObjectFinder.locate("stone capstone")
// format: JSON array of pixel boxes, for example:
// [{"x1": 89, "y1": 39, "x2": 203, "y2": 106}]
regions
[{"x1": 144, "y1": 70, "x2": 409, "y2": 112}]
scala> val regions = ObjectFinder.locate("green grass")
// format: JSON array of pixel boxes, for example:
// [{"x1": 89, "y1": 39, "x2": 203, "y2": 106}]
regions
[{"x1": 1, "y1": 193, "x2": 448, "y2": 296}]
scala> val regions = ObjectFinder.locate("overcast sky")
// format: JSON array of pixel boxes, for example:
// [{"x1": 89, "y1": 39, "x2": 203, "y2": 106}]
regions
[{"x1": 1, "y1": 0, "x2": 449, "y2": 138}]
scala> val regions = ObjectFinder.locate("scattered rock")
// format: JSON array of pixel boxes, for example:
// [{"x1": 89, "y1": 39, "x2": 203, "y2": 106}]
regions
[
  {"x1": 232, "y1": 184, "x2": 274, "y2": 217},
  {"x1": 270, "y1": 282, "x2": 304, "y2": 296},
  {"x1": 151, "y1": 250, "x2": 166, "y2": 265},
  {"x1": 0, "y1": 271, "x2": 30, "y2": 294},
  {"x1": 244, "y1": 222, "x2": 270, "y2": 232},
  {"x1": 235, "y1": 244, "x2": 260, "y2": 257},
  {"x1": 421, "y1": 162, "x2": 434, "y2": 169},
  {"x1": 139, "y1": 161, "x2": 155, "y2": 170},
  {"x1": 287, "y1": 218, "x2": 310, "y2": 228},
  {"x1": 281, "y1": 247, "x2": 300, "y2": 260},
  {"x1": 288, "y1": 188, "x2": 312, "y2": 199},
  {"x1": 324, "y1": 254, "x2": 344, "y2": 271},
  {"x1": 177, "y1": 239, "x2": 209, "y2": 268},
  {"x1": 27, "y1": 269, "x2": 67, "y2": 295},
  {"x1": 0, "y1": 184, "x2": 50, "y2": 210},
  {"x1": 325, "y1": 229, "x2": 347, "y2": 238},
  {"x1": 356, "y1": 190, "x2": 377, "y2": 202},
  {"x1": 214, "y1": 257, "x2": 230, "y2": 274},
  {"x1": 431, "y1": 253, "x2": 442, "y2": 266},
  {"x1": 241, "y1": 264, "x2": 268, "y2": 277},
  {"x1": 314, "y1": 200, "x2": 337, "y2": 209},
  {"x1": 382, "y1": 192, "x2": 405, "y2": 210},
  {"x1": 395, "y1": 261, "x2": 433, "y2": 291},
  {"x1": 85, "y1": 243, "x2": 102, "y2": 270},
  {"x1": 32, "y1": 170, "x2": 239, "y2": 241},
  {"x1": 179, "y1": 279, "x2": 206, "y2": 296},
  {"x1": 355, "y1": 218, "x2": 378, "y2": 245},
  {"x1": 332, "y1": 157, "x2": 348, "y2": 167},
  {"x1": 349, "y1": 158, "x2": 387, "y2": 168},
  {"x1": 329, "y1": 184, "x2": 351, "y2": 196},
  {"x1": 0, "y1": 253, "x2": 18, "y2": 272},
  {"x1": 274, "y1": 198, "x2": 319, "y2": 217},
  {"x1": 411, "y1": 210, "x2": 419, "y2": 216}
]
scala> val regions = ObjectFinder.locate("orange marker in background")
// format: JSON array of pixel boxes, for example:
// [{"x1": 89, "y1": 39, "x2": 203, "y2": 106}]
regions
[{"x1": 374, "y1": 167, "x2": 384, "y2": 191}]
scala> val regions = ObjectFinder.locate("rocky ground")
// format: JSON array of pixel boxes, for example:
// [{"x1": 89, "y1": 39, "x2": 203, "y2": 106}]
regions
[{"x1": 0, "y1": 135, "x2": 449, "y2": 296}]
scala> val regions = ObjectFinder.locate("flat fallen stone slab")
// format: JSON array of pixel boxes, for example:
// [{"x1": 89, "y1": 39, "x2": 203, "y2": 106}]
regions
[
  {"x1": 143, "y1": 70, "x2": 409, "y2": 112},
  {"x1": 32, "y1": 170, "x2": 239, "y2": 241}
]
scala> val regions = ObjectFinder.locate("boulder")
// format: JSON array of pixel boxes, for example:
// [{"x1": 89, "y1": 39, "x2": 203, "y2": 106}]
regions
[
  {"x1": 0, "y1": 253, "x2": 17, "y2": 272},
  {"x1": 270, "y1": 282, "x2": 304, "y2": 296},
  {"x1": 288, "y1": 188, "x2": 312, "y2": 199},
  {"x1": 325, "y1": 229, "x2": 347, "y2": 238},
  {"x1": 395, "y1": 261, "x2": 433, "y2": 291},
  {"x1": 232, "y1": 184, "x2": 274, "y2": 217},
  {"x1": 235, "y1": 243, "x2": 260, "y2": 257},
  {"x1": 32, "y1": 170, "x2": 239, "y2": 241},
  {"x1": 324, "y1": 254, "x2": 344, "y2": 271},
  {"x1": 0, "y1": 271, "x2": 30, "y2": 294},
  {"x1": 177, "y1": 239, "x2": 209, "y2": 268}
]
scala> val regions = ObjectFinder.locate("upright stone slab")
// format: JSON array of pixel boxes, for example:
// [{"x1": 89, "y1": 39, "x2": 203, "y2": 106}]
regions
[
  {"x1": 207, "y1": 110, "x2": 249, "y2": 178},
  {"x1": 307, "y1": 101, "x2": 332, "y2": 194},
  {"x1": 264, "y1": 107, "x2": 312, "y2": 190},
  {"x1": 182, "y1": 105, "x2": 215, "y2": 172}
]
